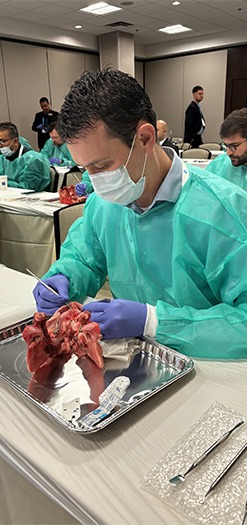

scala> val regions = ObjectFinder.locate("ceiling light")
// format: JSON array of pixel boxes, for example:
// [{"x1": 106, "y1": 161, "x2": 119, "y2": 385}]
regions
[
  {"x1": 158, "y1": 24, "x2": 192, "y2": 34},
  {"x1": 75, "y1": 25, "x2": 82, "y2": 28},
  {"x1": 171, "y1": 1, "x2": 181, "y2": 5},
  {"x1": 80, "y1": 2, "x2": 122, "y2": 15}
]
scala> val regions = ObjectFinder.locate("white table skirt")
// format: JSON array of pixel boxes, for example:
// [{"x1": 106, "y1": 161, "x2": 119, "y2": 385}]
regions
[{"x1": 0, "y1": 190, "x2": 62, "y2": 277}]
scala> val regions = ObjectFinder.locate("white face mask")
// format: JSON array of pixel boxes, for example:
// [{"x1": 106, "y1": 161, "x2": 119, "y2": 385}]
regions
[
  {"x1": 0, "y1": 146, "x2": 13, "y2": 157},
  {"x1": 91, "y1": 134, "x2": 147, "y2": 205}
]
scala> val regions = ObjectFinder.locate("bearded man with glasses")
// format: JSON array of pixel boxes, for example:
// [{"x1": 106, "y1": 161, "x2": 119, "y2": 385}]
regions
[{"x1": 206, "y1": 108, "x2": 247, "y2": 191}]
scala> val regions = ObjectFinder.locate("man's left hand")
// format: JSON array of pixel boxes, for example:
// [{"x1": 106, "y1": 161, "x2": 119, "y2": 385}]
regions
[{"x1": 83, "y1": 299, "x2": 147, "y2": 339}]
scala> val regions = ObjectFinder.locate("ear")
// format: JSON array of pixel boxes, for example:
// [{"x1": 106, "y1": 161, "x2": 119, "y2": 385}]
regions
[{"x1": 136, "y1": 122, "x2": 156, "y2": 152}]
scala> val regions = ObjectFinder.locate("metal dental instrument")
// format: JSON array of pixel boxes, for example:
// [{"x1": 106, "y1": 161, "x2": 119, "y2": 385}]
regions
[
  {"x1": 26, "y1": 268, "x2": 70, "y2": 307},
  {"x1": 241, "y1": 499, "x2": 247, "y2": 525},
  {"x1": 200, "y1": 442, "x2": 247, "y2": 504},
  {"x1": 169, "y1": 420, "x2": 245, "y2": 486}
]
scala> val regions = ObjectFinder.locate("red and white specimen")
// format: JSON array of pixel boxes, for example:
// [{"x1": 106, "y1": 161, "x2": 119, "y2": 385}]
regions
[
  {"x1": 23, "y1": 302, "x2": 103, "y2": 373},
  {"x1": 59, "y1": 185, "x2": 87, "y2": 205}
]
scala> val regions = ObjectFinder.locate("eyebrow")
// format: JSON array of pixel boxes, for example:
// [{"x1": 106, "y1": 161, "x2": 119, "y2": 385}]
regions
[{"x1": 83, "y1": 157, "x2": 110, "y2": 168}]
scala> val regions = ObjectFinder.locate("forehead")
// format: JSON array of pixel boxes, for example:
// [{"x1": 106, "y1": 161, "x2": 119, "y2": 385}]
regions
[
  {"x1": 50, "y1": 129, "x2": 59, "y2": 137},
  {"x1": 0, "y1": 128, "x2": 10, "y2": 138},
  {"x1": 68, "y1": 121, "x2": 126, "y2": 165},
  {"x1": 222, "y1": 133, "x2": 244, "y2": 144},
  {"x1": 196, "y1": 90, "x2": 204, "y2": 95},
  {"x1": 41, "y1": 101, "x2": 49, "y2": 107}
]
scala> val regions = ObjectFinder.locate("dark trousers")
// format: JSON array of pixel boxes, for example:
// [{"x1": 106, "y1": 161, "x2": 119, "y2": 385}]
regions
[{"x1": 191, "y1": 135, "x2": 203, "y2": 148}]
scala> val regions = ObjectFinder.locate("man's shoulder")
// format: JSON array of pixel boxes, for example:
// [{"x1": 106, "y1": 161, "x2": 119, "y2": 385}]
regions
[
  {"x1": 187, "y1": 162, "x2": 247, "y2": 197},
  {"x1": 206, "y1": 154, "x2": 230, "y2": 170},
  {"x1": 19, "y1": 149, "x2": 50, "y2": 165}
]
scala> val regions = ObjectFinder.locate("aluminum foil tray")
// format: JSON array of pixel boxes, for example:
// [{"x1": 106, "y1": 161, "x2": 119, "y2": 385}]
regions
[{"x1": 0, "y1": 318, "x2": 194, "y2": 434}]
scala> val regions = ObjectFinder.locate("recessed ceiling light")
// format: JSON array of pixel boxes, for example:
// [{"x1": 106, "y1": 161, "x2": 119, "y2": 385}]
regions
[
  {"x1": 158, "y1": 24, "x2": 192, "y2": 34},
  {"x1": 80, "y1": 2, "x2": 122, "y2": 15},
  {"x1": 171, "y1": 1, "x2": 181, "y2": 5},
  {"x1": 75, "y1": 25, "x2": 82, "y2": 29}
]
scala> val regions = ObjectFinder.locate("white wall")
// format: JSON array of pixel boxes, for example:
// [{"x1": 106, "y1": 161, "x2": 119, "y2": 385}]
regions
[
  {"x1": 0, "y1": 40, "x2": 100, "y2": 149},
  {"x1": 145, "y1": 49, "x2": 227, "y2": 142}
]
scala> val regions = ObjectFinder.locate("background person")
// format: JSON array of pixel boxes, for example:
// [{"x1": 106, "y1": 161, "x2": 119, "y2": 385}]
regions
[
  {"x1": 33, "y1": 68, "x2": 247, "y2": 360},
  {"x1": 206, "y1": 108, "x2": 247, "y2": 191},
  {"x1": 184, "y1": 85, "x2": 205, "y2": 147},
  {"x1": 32, "y1": 97, "x2": 59, "y2": 150},
  {"x1": 41, "y1": 122, "x2": 75, "y2": 166},
  {"x1": 0, "y1": 121, "x2": 51, "y2": 191},
  {"x1": 41, "y1": 122, "x2": 94, "y2": 195},
  {"x1": 0, "y1": 122, "x2": 32, "y2": 159},
  {"x1": 156, "y1": 119, "x2": 179, "y2": 155}
]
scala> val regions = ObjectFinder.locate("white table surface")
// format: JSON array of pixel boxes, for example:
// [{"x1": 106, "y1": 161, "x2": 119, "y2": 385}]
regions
[
  {"x1": 0, "y1": 265, "x2": 36, "y2": 329},
  {"x1": 0, "y1": 268, "x2": 246, "y2": 525},
  {"x1": 0, "y1": 188, "x2": 63, "y2": 217},
  {"x1": 182, "y1": 159, "x2": 211, "y2": 169}
]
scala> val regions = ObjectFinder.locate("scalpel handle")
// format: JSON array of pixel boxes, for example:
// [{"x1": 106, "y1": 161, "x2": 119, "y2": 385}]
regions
[{"x1": 26, "y1": 268, "x2": 70, "y2": 307}]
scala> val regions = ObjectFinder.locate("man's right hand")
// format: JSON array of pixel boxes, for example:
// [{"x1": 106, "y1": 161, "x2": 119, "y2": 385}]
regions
[{"x1": 33, "y1": 274, "x2": 70, "y2": 316}]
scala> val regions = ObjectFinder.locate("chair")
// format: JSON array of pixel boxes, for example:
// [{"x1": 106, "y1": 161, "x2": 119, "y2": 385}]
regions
[
  {"x1": 171, "y1": 136, "x2": 184, "y2": 144},
  {"x1": 62, "y1": 169, "x2": 83, "y2": 187},
  {"x1": 199, "y1": 142, "x2": 221, "y2": 151},
  {"x1": 53, "y1": 202, "x2": 84, "y2": 259},
  {"x1": 181, "y1": 142, "x2": 191, "y2": 151},
  {"x1": 47, "y1": 167, "x2": 59, "y2": 192},
  {"x1": 181, "y1": 148, "x2": 211, "y2": 159}
]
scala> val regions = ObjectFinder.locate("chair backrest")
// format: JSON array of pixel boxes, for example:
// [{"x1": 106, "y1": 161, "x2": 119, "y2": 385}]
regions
[
  {"x1": 181, "y1": 148, "x2": 211, "y2": 159},
  {"x1": 53, "y1": 202, "x2": 84, "y2": 259},
  {"x1": 199, "y1": 142, "x2": 221, "y2": 151},
  {"x1": 171, "y1": 136, "x2": 184, "y2": 144},
  {"x1": 181, "y1": 142, "x2": 191, "y2": 151},
  {"x1": 48, "y1": 167, "x2": 59, "y2": 192},
  {"x1": 62, "y1": 170, "x2": 82, "y2": 187}
]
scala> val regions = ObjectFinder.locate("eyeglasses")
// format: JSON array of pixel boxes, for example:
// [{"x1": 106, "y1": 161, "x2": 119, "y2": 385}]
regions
[
  {"x1": 222, "y1": 139, "x2": 247, "y2": 152},
  {"x1": 0, "y1": 136, "x2": 16, "y2": 146}
]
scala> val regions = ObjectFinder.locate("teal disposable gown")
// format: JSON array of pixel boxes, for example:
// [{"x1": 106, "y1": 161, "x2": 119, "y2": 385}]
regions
[
  {"x1": 80, "y1": 170, "x2": 94, "y2": 194},
  {"x1": 19, "y1": 136, "x2": 33, "y2": 151},
  {"x1": 206, "y1": 153, "x2": 247, "y2": 191},
  {"x1": 41, "y1": 138, "x2": 74, "y2": 166},
  {"x1": 0, "y1": 151, "x2": 51, "y2": 191},
  {"x1": 43, "y1": 167, "x2": 247, "y2": 360}
]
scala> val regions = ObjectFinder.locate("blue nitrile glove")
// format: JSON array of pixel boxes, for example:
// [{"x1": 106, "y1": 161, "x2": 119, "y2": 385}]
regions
[
  {"x1": 33, "y1": 274, "x2": 70, "y2": 316},
  {"x1": 75, "y1": 183, "x2": 87, "y2": 197},
  {"x1": 83, "y1": 299, "x2": 147, "y2": 339},
  {"x1": 49, "y1": 157, "x2": 62, "y2": 166},
  {"x1": 36, "y1": 124, "x2": 44, "y2": 130}
]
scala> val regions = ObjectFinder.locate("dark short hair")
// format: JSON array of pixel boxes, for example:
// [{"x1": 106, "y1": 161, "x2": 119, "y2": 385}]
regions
[
  {"x1": 192, "y1": 85, "x2": 203, "y2": 93},
  {"x1": 39, "y1": 97, "x2": 49, "y2": 104},
  {"x1": 48, "y1": 121, "x2": 57, "y2": 134},
  {"x1": 57, "y1": 68, "x2": 157, "y2": 147},
  {"x1": 220, "y1": 108, "x2": 247, "y2": 139},
  {"x1": 0, "y1": 121, "x2": 19, "y2": 138}
]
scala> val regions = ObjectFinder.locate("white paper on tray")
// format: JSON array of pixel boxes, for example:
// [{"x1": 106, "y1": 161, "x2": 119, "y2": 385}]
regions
[{"x1": 101, "y1": 338, "x2": 140, "y2": 361}]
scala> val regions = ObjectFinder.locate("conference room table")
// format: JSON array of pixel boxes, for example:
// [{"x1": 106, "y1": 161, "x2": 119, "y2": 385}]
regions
[
  {"x1": 0, "y1": 267, "x2": 246, "y2": 525},
  {"x1": 0, "y1": 188, "x2": 64, "y2": 277},
  {"x1": 182, "y1": 159, "x2": 211, "y2": 169}
]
